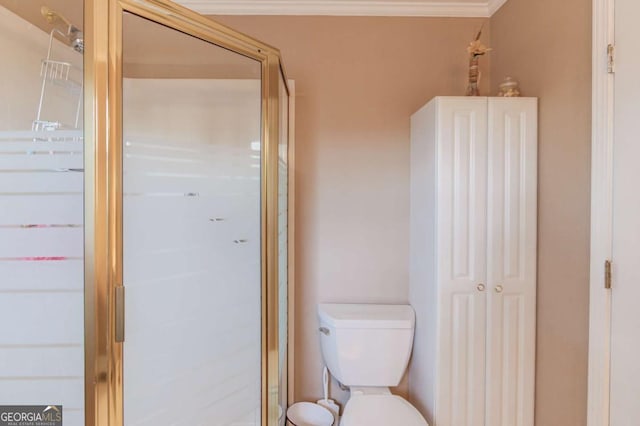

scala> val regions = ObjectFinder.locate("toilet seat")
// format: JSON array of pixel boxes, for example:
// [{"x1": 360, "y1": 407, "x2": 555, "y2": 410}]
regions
[{"x1": 340, "y1": 394, "x2": 429, "y2": 426}]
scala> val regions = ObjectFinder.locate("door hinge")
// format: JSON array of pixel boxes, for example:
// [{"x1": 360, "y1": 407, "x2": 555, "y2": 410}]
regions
[
  {"x1": 604, "y1": 260, "x2": 612, "y2": 290},
  {"x1": 115, "y1": 286, "x2": 125, "y2": 342},
  {"x1": 608, "y1": 44, "x2": 615, "y2": 74}
]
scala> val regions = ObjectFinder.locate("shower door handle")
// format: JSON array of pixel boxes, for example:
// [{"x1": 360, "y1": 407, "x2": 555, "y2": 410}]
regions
[{"x1": 115, "y1": 286, "x2": 125, "y2": 343}]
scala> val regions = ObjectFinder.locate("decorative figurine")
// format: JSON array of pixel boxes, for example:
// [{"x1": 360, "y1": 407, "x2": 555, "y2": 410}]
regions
[
  {"x1": 497, "y1": 76, "x2": 521, "y2": 97},
  {"x1": 466, "y1": 27, "x2": 491, "y2": 96}
]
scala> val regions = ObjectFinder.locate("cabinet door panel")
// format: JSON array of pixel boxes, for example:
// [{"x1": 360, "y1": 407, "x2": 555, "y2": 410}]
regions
[
  {"x1": 436, "y1": 98, "x2": 488, "y2": 425},
  {"x1": 486, "y1": 98, "x2": 537, "y2": 426}
]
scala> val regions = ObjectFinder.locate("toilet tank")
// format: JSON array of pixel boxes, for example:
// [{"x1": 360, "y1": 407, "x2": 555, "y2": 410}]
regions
[{"x1": 318, "y1": 303, "x2": 416, "y2": 387}]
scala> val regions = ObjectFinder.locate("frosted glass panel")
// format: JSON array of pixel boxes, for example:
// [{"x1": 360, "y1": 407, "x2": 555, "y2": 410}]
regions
[
  {"x1": 122, "y1": 13, "x2": 262, "y2": 426},
  {"x1": 0, "y1": 2, "x2": 84, "y2": 425}
]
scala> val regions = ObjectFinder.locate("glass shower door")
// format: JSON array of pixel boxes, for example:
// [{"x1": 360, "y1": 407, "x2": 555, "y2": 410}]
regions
[{"x1": 121, "y1": 12, "x2": 263, "y2": 426}]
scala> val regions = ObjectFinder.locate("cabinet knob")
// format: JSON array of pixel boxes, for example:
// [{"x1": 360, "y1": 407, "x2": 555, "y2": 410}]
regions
[
  {"x1": 477, "y1": 283, "x2": 486, "y2": 292},
  {"x1": 495, "y1": 284, "x2": 504, "y2": 293}
]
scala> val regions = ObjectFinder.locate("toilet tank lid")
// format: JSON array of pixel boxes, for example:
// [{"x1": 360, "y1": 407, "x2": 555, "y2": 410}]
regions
[{"x1": 318, "y1": 304, "x2": 415, "y2": 329}]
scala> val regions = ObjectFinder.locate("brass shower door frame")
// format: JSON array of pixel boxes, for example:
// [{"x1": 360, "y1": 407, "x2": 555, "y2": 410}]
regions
[{"x1": 83, "y1": 1, "x2": 290, "y2": 425}]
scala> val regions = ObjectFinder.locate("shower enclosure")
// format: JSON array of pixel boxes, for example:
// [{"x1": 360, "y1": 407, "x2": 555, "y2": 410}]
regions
[{"x1": 0, "y1": 0, "x2": 292, "y2": 425}]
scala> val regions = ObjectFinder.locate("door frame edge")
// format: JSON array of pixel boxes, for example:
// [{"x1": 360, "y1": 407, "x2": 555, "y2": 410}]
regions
[{"x1": 587, "y1": 0, "x2": 614, "y2": 424}]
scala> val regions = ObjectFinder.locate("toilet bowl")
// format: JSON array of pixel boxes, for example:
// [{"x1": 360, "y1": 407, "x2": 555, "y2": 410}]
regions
[{"x1": 317, "y1": 304, "x2": 429, "y2": 426}]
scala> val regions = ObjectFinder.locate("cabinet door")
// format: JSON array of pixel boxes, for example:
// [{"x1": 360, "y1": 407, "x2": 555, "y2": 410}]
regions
[
  {"x1": 436, "y1": 98, "x2": 488, "y2": 426},
  {"x1": 485, "y1": 98, "x2": 537, "y2": 426}
]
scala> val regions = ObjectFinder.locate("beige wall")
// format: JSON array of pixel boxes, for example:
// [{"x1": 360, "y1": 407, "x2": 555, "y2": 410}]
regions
[
  {"x1": 214, "y1": 15, "x2": 491, "y2": 404},
  {"x1": 217, "y1": 10, "x2": 592, "y2": 422},
  {"x1": 490, "y1": 1, "x2": 592, "y2": 425}
]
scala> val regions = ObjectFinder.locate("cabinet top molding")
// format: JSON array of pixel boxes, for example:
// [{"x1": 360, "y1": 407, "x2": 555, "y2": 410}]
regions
[
  {"x1": 177, "y1": 0, "x2": 510, "y2": 18},
  {"x1": 428, "y1": 96, "x2": 539, "y2": 100}
]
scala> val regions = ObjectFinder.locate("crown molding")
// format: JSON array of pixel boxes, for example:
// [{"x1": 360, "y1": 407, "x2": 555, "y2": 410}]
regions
[
  {"x1": 177, "y1": 0, "x2": 506, "y2": 17},
  {"x1": 487, "y1": 0, "x2": 508, "y2": 15}
]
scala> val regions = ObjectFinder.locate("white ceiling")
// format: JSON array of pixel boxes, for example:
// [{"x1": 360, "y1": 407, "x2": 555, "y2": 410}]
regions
[{"x1": 176, "y1": 0, "x2": 509, "y2": 18}]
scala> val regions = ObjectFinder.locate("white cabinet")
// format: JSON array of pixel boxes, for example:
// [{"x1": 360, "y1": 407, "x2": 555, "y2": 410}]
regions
[{"x1": 409, "y1": 97, "x2": 537, "y2": 426}]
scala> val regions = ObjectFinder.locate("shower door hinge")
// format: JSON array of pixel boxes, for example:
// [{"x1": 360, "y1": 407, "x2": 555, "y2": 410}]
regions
[
  {"x1": 604, "y1": 260, "x2": 612, "y2": 290},
  {"x1": 115, "y1": 286, "x2": 125, "y2": 342},
  {"x1": 608, "y1": 44, "x2": 615, "y2": 74}
]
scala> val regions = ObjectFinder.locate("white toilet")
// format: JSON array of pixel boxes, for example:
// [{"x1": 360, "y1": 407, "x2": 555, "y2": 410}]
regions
[{"x1": 318, "y1": 303, "x2": 429, "y2": 426}]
